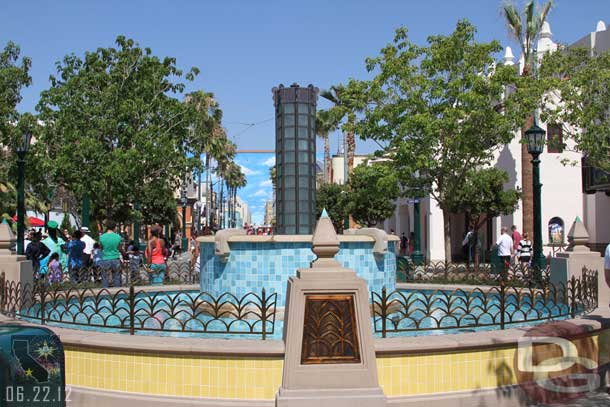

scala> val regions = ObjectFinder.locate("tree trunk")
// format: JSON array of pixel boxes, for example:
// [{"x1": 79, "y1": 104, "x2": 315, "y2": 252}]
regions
[
  {"x1": 521, "y1": 115, "x2": 534, "y2": 237},
  {"x1": 324, "y1": 136, "x2": 331, "y2": 183},
  {"x1": 442, "y1": 208, "x2": 452, "y2": 263},
  {"x1": 347, "y1": 131, "x2": 355, "y2": 174}
]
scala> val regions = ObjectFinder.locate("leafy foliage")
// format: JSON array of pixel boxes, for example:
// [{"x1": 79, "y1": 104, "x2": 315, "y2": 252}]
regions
[
  {"x1": 448, "y1": 167, "x2": 521, "y2": 229},
  {"x1": 315, "y1": 182, "x2": 349, "y2": 232},
  {"x1": 35, "y1": 36, "x2": 205, "y2": 225},
  {"x1": 539, "y1": 47, "x2": 610, "y2": 173},
  {"x1": 347, "y1": 163, "x2": 399, "y2": 227},
  {"x1": 332, "y1": 20, "x2": 534, "y2": 259}
]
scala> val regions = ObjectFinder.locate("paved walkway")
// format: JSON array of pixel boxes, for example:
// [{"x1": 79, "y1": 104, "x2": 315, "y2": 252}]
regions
[{"x1": 537, "y1": 391, "x2": 610, "y2": 406}]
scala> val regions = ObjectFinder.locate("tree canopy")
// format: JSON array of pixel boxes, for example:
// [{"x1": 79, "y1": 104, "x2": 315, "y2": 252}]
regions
[
  {"x1": 331, "y1": 20, "x2": 534, "y2": 260},
  {"x1": 347, "y1": 162, "x2": 399, "y2": 227},
  {"x1": 36, "y1": 36, "x2": 208, "y2": 225},
  {"x1": 539, "y1": 47, "x2": 610, "y2": 173},
  {"x1": 316, "y1": 182, "x2": 349, "y2": 232}
]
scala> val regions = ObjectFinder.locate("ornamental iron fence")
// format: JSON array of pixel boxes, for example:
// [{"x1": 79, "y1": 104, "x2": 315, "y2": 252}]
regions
[
  {"x1": 34, "y1": 261, "x2": 199, "y2": 288},
  {"x1": 0, "y1": 274, "x2": 276, "y2": 340},
  {"x1": 398, "y1": 260, "x2": 551, "y2": 286},
  {"x1": 373, "y1": 267, "x2": 598, "y2": 338}
]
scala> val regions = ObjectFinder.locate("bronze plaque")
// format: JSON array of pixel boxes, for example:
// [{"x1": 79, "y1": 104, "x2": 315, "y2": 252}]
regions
[{"x1": 301, "y1": 294, "x2": 361, "y2": 365}]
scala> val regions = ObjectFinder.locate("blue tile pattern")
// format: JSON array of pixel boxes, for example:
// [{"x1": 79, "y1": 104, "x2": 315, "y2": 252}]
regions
[{"x1": 199, "y1": 241, "x2": 396, "y2": 307}]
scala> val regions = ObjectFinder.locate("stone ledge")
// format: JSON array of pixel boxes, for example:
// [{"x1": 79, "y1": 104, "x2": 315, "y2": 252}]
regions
[
  {"x1": 197, "y1": 235, "x2": 400, "y2": 243},
  {"x1": 0, "y1": 314, "x2": 284, "y2": 357},
  {"x1": 68, "y1": 385, "x2": 274, "y2": 407}
]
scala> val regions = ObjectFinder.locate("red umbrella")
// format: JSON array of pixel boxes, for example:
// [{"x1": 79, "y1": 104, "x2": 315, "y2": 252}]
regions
[{"x1": 11, "y1": 215, "x2": 45, "y2": 227}]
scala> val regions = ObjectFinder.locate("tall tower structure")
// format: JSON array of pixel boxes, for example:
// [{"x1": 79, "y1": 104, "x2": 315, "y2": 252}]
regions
[{"x1": 272, "y1": 83, "x2": 318, "y2": 234}]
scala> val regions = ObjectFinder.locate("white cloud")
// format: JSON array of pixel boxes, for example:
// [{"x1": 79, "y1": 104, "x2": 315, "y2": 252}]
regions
[
  {"x1": 259, "y1": 179, "x2": 272, "y2": 187},
  {"x1": 239, "y1": 164, "x2": 260, "y2": 176},
  {"x1": 253, "y1": 189, "x2": 270, "y2": 197},
  {"x1": 262, "y1": 156, "x2": 275, "y2": 167}
]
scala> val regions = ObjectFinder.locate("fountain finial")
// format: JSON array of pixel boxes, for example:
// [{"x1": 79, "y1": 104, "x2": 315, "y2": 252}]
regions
[
  {"x1": 310, "y1": 209, "x2": 340, "y2": 268},
  {"x1": 567, "y1": 216, "x2": 590, "y2": 252},
  {"x1": 0, "y1": 219, "x2": 15, "y2": 256}
]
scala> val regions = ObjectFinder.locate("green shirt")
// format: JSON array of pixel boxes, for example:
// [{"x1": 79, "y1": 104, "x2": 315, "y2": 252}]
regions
[{"x1": 100, "y1": 232, "x2": 122, "y2": 260}]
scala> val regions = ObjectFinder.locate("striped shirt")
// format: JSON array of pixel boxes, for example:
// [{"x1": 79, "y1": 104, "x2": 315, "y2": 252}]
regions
[{"x1": 518, "y1": 240, "x2": 532, "y2": 258}]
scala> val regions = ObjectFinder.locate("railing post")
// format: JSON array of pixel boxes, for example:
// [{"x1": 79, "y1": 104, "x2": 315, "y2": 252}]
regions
[
  {"x1": 40, "y1": 283, "x2": 46, "y2": 325},
  {"x1": 500, "y1": 276, "x2": 506, "y2": 330},
  {"x1": 381, "y1": 287, "x2": 387, "y2": 338},
  {"x1": 129, "y1": 284, "x2": 135, "y2": 335},
  {"x1": 0, "y1": 272, "x2": 5, "y2": 313},
  {"x1": 569, "y1": 276, "x2": 577, "y2": 319},
  {"x1": 261, "y1": 288, "x2": 267, "y2": 340}
]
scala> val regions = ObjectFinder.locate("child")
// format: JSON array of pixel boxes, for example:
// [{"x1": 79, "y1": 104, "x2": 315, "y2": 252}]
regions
[
  {"x1": 48, "y1": 253, "x2": 63, "y2": 284},
  {"x1": 128, "y1": 246, "x2": 143, "y2": 284},
  {"x1": 92, "y1": 243, "x2": 103, "y2": 266}
]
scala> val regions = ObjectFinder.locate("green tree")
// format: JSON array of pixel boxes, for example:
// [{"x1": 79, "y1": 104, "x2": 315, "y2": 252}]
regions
[
  {"x1": 316, "y1": 182, "x2": 349, "y2": 232},
  {"x1": 339, "y1": 21, "x2": 533, "y2": 261},
  {"x1": 539, "y1": 47, "x2": 610, "y2": 173},
  {"x1": 347, "y1": 163, "x2": 399, "y2": 227},
  {"x1": 0, "y1": 41, "x2": 32, "y2": 217},
  {"x1": 502, "y1": 0, "x2": 553, "y2": 237},
  {"x1": 36, "y1": 36, "x2": 204, "y2": 226},
  {"x1": 448, "y1": 167, "x2": 521, "y2": 265}
]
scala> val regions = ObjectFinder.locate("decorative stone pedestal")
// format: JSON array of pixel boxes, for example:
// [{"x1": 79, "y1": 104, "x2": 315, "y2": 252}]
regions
[
  {"x1": 276, "y1": 211, "x2": 386, "y2": 407},
  {"x1": 550, "y1": 217, "x2": 608, "y2": 305},
  {"x1": 0, "y1": 221, "x2": 33, "y2": 288}
]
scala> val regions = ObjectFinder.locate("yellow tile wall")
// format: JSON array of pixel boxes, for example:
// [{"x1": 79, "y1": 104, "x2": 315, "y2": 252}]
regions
[
  {"x1": 64, "y1": 346, "x2": 283, "y2": 400},
  {"x1": 377, "y1": 332, "x2": 604, "y2": 397}
]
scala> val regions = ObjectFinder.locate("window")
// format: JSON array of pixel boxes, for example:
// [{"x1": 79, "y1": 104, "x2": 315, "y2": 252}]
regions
[
  {"x1": 548, "y1": 217, "x2": 564, "y2": 244},
  {"x1": 547, "y1": 124, "x2": 564, "y2": 153}
]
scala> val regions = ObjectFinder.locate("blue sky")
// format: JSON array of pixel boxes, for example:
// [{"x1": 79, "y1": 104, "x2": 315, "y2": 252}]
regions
[
  {"x1": 2, "y1": 1, "x2": 609, "y2": 223},
  {"x1": 3, "y1": 1, "x2": 609, "y2": 154}
]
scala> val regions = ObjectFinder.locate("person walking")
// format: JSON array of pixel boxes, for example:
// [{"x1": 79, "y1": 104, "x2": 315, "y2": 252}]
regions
[
  {"x1": 40, "y1": 220, "x2": 68, "y2": 275},
  {"x1": 80, "y1": 226, "x2": 96, "y2": 267},
  {"x1": 495, "y1": 227, "x2": 514, "y2": 274},
  {"x1": 511, "y1": 225, "x2": 522, "y2": 260},
  {"x1": 66, "y1": 230, "x2": 86, "y2": 283},
  {"x1": 146, "y1": 227, "x2": 167, "y2": 286},
  {"x1": 517, "y1": 232, "x2": 532, "y2": 264},
  {"x1": 99, "y1": 220, "x2": 123, "y2": 287},
  {"x1": 400, "y1": 233, "x2": 408, "y2": 256},
  {"x1": 25, "y1": 231, "x2": 50, "y2": 280}
]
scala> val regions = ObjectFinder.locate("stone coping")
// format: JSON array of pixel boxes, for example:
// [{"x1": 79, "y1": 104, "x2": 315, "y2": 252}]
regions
[
  {"x1": 197, "y1": 234, "x2": 400, "y2": 243},
  {"x1": 1, "y1": 282, "x2": 607, "y2": 358}
]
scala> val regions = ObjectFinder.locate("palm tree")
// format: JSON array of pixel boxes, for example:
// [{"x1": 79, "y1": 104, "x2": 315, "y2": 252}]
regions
[
  {"x1": 185, "y1": 91, "x2": 236, "y2": 229},
  {"x1": 320, "y1": 85, "x2": 357, "y2": 177},
  {"x1": 223, "y1": 162, "x2": 246, "y2": 228},
  {"x1": 316, "y1": 110, "x2": 340, "y2": 183},
  {"x1": 502, "y1": 0, "x2": 552, "y2": 237}
]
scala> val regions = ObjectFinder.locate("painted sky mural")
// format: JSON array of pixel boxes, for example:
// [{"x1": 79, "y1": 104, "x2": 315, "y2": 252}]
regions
[{"x1": 234, "y1": 152, "x2": 322, "y2": 225}]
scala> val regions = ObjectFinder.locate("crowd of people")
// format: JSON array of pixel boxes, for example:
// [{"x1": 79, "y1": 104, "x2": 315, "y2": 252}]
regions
[{"x1": 23, "y1": 220, "x2": 194, "y2": 288}]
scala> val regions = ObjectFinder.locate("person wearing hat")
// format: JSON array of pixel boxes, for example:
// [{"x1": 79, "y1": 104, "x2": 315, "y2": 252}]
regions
[
  {"x1": 80, "y1": 226, "x2": 96, "y2": 268},
  {"x1": 39, "y1": 220, "x2": 68, "y2": 277}
]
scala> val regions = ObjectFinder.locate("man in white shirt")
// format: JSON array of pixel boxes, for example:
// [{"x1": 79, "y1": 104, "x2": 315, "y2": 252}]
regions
[
  {"x1": 496, "y1": 227, "x2": 514, "y2": 270},
  {"x1": 80, "y1": 226, "x2": 96, "y2": 267}
]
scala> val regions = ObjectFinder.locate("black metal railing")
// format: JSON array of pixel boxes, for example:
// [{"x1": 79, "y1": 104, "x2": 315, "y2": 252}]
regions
[
  {"x1": 398, "y1": 261, "x2": 551, "y2": 286},
  {"x1": 0, "y1": 274, "x2": 276, "y2": 340},
  {"x1": 373, "y1": 267, "x2": 598, "y2": 338},
  {"x1": 33, "y1": 261, "x2": 200, "y2": 288}
]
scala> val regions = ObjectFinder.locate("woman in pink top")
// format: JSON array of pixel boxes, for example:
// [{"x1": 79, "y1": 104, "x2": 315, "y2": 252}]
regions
[{"x1": 145, "y1": 227, "x2": 166, "y2": 285}]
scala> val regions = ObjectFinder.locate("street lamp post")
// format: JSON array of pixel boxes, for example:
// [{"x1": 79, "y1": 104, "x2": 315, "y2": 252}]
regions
[
  {"x1": 16, "y1": 133, "x2": 32, "y2": 255},
  {"x1": 181, "y1": 185, "x2": 188, "y2": 253},
  {"x1": 525, "y1": 122, "x2": 547, "y2": 270},
  {"x1": 411, "y1": 198, "x2": 424, "y2": 265}
]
